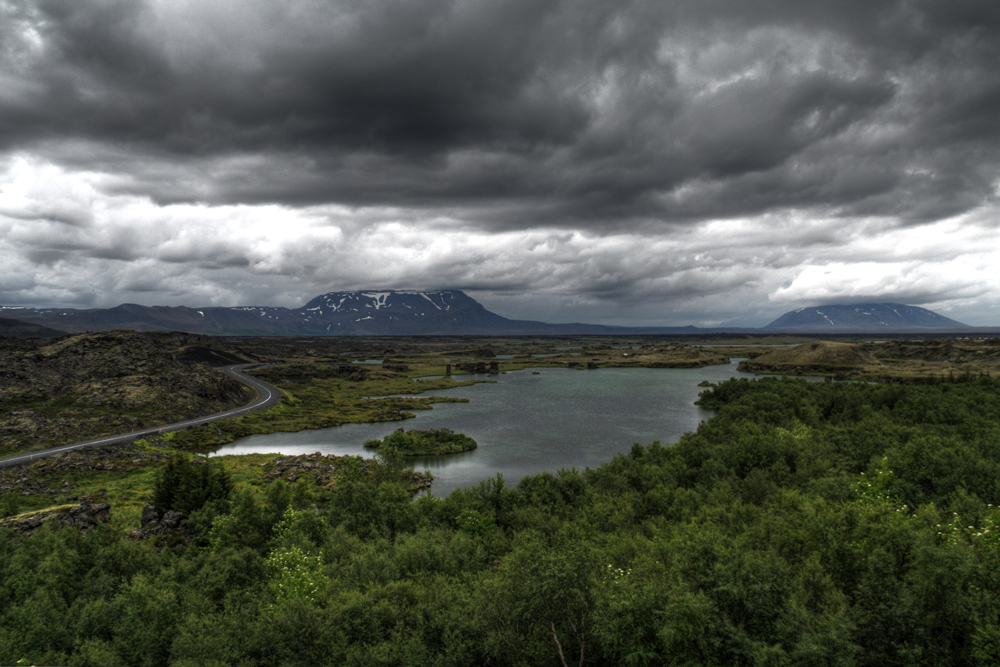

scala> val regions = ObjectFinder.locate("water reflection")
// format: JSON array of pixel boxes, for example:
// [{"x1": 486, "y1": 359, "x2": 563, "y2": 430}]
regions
[{"x1": 210, "y1": 360, "x2": 788, "y2": 496}]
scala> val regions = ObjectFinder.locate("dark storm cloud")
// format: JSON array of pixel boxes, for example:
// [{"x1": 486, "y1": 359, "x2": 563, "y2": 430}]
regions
[
  {"x1": 3, "y1": 0, "x2": 1000, "y2": 326},
  {"x1": 3, "y1": 0, "x2": 999, "y2": 228}
]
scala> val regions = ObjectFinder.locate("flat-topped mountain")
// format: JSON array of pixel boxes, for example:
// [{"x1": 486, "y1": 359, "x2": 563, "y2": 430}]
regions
[
  {"x1": 297, "y1": 291, "x2": 517, "y2": 334},
  {"x1": 766, "y1": 303, "x2": 968, "y2": 331}
]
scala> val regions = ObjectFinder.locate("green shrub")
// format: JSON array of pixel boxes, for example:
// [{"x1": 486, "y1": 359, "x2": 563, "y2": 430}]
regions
[
  {"x1": 152, "y1": 454, "x2": 233, "y2": 515},
  {"x1": 363, "y1": 427, "x2": 477, "y2": 455}
]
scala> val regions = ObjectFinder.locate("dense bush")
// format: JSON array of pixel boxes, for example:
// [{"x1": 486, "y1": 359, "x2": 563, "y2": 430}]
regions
[
  {"x1": 364, "y1": 427, "x2": 477, "y2": 455},
  {"x1": 152, "y1": 453, "x2": 233, "y2": 515},
  {"x1": 4, "y1": 377, "x2": 1000, "y2": 665}
]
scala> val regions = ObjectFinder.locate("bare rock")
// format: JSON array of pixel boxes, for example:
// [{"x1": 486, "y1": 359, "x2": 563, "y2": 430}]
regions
[
  {"x1": 128, "y1": 504, "x2": 187, "y2": 540},
  {"x1": 0, "y1": 500, "x2": 111, "y2": 535}
]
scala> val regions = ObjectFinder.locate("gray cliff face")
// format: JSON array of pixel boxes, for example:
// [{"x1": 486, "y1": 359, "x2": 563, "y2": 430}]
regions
[{"x1": 765, "y1": 303, "x2": 968, "y2": 330}]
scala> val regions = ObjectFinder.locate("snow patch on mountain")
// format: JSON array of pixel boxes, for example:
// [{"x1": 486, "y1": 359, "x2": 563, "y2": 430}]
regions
[{"x1": 766, "y1": 303, "x2": 968, "y2": 330}]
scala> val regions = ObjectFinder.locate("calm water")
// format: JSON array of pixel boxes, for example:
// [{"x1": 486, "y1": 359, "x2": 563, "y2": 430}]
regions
[{"x1": 210, "y1": 360, "x2": 768, "y2": 496}]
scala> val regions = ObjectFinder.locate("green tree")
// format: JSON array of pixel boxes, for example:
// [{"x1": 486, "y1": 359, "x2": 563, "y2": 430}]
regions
[{"x1": 152, "y1": 453, "x2": 232, "y2": 515}]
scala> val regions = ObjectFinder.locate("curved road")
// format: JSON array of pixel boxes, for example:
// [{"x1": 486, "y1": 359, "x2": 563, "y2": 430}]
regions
[{"x1": 0, "y1": 364, "x2": 282, "y2": 469}]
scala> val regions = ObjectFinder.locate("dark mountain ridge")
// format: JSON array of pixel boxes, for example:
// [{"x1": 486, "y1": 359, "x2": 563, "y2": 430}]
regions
[
  {"x1": 0, "y1": 317, "x2": 65, "y2": 339},
  {"x1": 2, "y1": 291, "x2": 641, "y2": 336},
  {"x1": 765, "y1": 303, "x2": 968, "y2": 331},
  {"x1": 0, "y1": 293, "x2": 978, "y2": 336}
]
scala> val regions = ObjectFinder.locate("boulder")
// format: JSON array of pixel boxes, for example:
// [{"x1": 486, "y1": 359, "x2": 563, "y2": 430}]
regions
[
  {"x1": 0, "y1": 500, "x2": 111, "y2": 535},
  {"x1": 128, "y1": 504, "x2": 186, "y2": 540}
]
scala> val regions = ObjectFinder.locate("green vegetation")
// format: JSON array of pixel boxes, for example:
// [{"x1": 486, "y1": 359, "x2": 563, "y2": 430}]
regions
[
  {"x1": 167, "y1": 363, "x2": 480, "y2": 449},
  {"x1": 5, "y1": 376, "x2": 1000, "y2": 665},
  {"x1": 0, "y1": 493, "x2": 18, "y2": 519},
  {"x1": 12, "y1": 332, "x2": 1000, "y2": 664},
  {"x1": 152, "y1": 454, "x2": 233, "y2": 515},
  {"x1": 364, "y1": 427, "x2": 477, "y2": 455}
]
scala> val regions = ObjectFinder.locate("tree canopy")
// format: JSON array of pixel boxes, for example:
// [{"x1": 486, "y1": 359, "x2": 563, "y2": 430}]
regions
[{"x1": 4, "y1": 376, "x2": 1000, "y2": 665}]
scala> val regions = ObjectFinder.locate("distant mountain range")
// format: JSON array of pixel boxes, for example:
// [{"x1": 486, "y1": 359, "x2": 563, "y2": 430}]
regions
[
  {"x1": 0, "y1": 290, "x2": 700, "y2": 336},
  {"x1": 0, "y1": 292, "x2": 978, "y2": 337},
  {"x1": 764, "y1": 303, "x2": 968, "y2": 331}
]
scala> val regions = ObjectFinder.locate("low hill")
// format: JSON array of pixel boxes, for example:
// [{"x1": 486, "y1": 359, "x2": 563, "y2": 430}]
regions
[
  {"x1": 738, "y1": 341, "x2": 881, "y2": 374},
  {"x1": 0, "y1": 330, "x2": 252, "y2": 456},
  {"x1": 766, "y1": 303, "x2": 967, "y2": 331},
  {"x1": 0, "y1": 317, "x2": 65, "y2": 339}
]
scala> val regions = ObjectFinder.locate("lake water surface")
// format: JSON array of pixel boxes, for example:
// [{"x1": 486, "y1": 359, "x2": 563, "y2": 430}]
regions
[{"x1": 210, "y1": 360, "x2": 767, "y2": 496}]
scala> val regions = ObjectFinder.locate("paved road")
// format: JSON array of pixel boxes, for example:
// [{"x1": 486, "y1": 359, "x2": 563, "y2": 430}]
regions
[{"x1": 0, "y1": 364, "x2": 282, "y2": 469}]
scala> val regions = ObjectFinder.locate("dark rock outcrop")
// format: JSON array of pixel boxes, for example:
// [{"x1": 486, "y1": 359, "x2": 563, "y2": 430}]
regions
[
  {"x1": 0, "y1": 442, "x2": 168, "y2": 497},
  {"x1": 128, "y1": 504, "x2": 186, "y2": 540},
  {"x1": 0, "y1": 500, "x2": 110, "y2": 535},
  {"x1": 262, "y1": 452, "x2": 432, "y2": 492},
  {"x1": 0, "y1": 331, "x2": 248, "y2": 454},
  {"x1": 737, "y1": 341, "x2": 880, "y2": 374}
]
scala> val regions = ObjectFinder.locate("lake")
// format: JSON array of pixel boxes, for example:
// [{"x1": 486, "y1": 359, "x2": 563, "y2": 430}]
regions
[{"x1": 209, "y1": 359, "x2": 775, "y2": 496}]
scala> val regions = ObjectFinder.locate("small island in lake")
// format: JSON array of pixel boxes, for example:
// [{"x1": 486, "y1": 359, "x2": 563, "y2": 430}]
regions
[{"x1": 364, "y1": 427, "x2": 478, "y2": 456}]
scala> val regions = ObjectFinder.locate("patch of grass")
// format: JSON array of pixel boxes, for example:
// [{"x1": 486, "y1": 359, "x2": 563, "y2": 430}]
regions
[
  {"x1": 213, "y1": 452, "x2": 278, "y2": 488},
  {"x1": 4, "y1": 464, "x2": 159, "y2": 529}
]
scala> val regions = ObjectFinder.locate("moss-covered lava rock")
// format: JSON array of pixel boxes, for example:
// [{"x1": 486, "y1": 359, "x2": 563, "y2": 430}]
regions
[
  {"x1": 737, "y1": 341, "x2": 881, "y2": 375},
  {"x1": 0, "y1": 330, "x2": 250, "y2": 455}
]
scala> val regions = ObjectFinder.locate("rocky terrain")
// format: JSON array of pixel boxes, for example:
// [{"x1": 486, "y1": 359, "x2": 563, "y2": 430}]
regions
[
  {"x1": 0, "y1": 442, "x2": 168, "y2": 497},
  {"x1": 127, "y1": 504, "x2": 188, "y2": 541},
  {"x1": 0, "y1": 331, "x2": 252, "y2": 455},
  {"x1": 737, "y1": 338, "x2": 1000, "y2": 380},
  {"x1": 864, "y1": 338, "x2": 1000, "y2": 364},
  {"x1": 0, "y1": 500, "x2": 111, "y2": 535},
  {"x1": 738, "y1": 341, "x2": 882, "y2": 375},
  {"x1": 261, "y1": 452, "x2": 433, "y2": 492}
]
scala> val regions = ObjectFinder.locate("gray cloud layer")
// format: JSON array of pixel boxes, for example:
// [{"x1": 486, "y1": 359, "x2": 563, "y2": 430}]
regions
[{"x1": 1, "y1": 0, "x2": 999, "y2": 325}]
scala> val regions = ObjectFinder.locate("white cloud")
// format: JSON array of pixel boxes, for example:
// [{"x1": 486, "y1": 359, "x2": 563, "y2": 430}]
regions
[
  {"x1": 768, "y1": 214, "x2": 1000, "y2": 324},
  {"x1": 2, "y1": 152, "x2": 1000, "y2": 326}
]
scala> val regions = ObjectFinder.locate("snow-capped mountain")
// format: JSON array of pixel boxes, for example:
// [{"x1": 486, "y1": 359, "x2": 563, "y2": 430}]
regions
[
  {"x1": 293, "y1": 290, "x2": 517, "y2": 334},
  {"x1": 2, "y1": 294, "x2": 975, "y2": 337},
  {"x1": 765, "y1": 303, "x2": 968, "y2": 330},
  {"x1": 1, "y1": 290, "x2": 605, "y2": 335}
]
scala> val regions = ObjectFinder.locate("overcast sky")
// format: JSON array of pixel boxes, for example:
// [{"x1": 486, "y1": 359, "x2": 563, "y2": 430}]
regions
[{"x1": 2, "y1": 0, "x2": 999, "y2": 327}]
